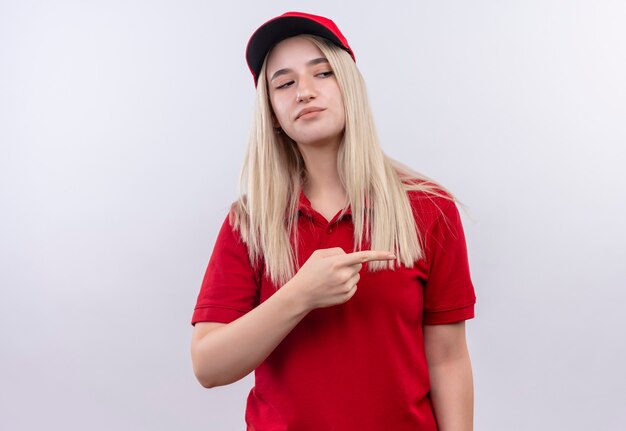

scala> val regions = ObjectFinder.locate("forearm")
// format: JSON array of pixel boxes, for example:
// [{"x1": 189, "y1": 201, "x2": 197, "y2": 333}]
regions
[
  {"x1": 191, "y1": 281, "x2": 309, "y2": 388},
  {"x1": 428, "y1": 354, "x2": 474, "y2": 431}
]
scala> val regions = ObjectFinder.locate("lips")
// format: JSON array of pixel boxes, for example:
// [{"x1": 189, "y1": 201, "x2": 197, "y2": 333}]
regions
[{"x1": 295, "y1": 107, "x2": 325, "y2": 120}]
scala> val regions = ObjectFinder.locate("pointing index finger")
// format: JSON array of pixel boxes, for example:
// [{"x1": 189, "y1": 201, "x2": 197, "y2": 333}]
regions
[{"x1": 339, "y1": 250, "x2": 396, "y2": 265}]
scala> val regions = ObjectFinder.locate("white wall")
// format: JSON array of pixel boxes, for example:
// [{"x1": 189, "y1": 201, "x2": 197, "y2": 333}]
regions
[{"x1": 1, "y1": 0, "x2": 625, "y2": 430}]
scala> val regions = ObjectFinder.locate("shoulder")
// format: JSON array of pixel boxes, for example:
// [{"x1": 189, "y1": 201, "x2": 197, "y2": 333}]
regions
[
  {"x1": 207, "y1": 199, "x2": 248, "y2": 249},
  {"x1": 403, "y1": 179, "x2": 456, "y2": 227},
  {"x1": 403, "y1": 182, "x2": 469, "y2": 260},
  {"x1": 226, "y1": 197, "x2": 249, "y2": 233}
]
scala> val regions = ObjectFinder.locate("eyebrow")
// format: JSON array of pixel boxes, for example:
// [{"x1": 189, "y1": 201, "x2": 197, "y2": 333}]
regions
[{"x1": 269, "y1": 58, "x2": 329, "y2": 82}]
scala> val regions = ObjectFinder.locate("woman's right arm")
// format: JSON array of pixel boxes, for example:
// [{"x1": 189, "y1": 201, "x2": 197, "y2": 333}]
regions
[
  {"x1": 190, "y1": 248, "x2": 395, "y2": 388},
  {"x1": 191, "y1": 278, "x2": 310, "y2": 388}
]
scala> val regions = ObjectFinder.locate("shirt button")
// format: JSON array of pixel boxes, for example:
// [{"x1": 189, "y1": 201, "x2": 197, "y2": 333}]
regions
[{"x1": 327, "y1": 227, "x2": 334, "y2": 234}]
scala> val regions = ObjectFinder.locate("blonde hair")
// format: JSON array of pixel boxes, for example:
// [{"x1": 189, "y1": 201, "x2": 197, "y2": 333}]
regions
[{"x1": 231, "y1": 35, "x2": 452, "y2": 287}]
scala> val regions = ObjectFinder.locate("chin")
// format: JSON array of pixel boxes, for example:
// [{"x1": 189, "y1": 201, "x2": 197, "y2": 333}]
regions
[
  {"x1": 295, "y1": 136, "x2": 342, "y2": 147},
  {"x1": 288, "y1": 129, "x2": 344, "y2": 147}
]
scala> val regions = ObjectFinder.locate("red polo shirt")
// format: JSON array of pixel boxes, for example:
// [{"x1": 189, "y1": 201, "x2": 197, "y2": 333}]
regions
[{"x1": 192, "y1": 189, "x2": 476, "y2": 430}]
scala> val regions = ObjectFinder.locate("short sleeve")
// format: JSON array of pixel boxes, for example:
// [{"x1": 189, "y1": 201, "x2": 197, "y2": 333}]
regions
[
  {"x1": 191, "y1": 214, "x2": 260, "y2": 326},
  {"x1": 422, "y1": 199, "x2": 477, "y2": 325}
]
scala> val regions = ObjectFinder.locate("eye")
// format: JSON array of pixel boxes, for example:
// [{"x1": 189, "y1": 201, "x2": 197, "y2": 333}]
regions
[
  {"x1": 316, "y1": 71, "x2": 334, "y2": 78},
  {"x1": 275, "y1": 80, "x2": 294, "y2": 89}
]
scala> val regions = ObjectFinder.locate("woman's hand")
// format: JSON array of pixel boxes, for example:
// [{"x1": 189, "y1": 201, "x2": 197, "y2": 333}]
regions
[{"x1": 288, "y1": 247, "x2": 396, "y2": 311}]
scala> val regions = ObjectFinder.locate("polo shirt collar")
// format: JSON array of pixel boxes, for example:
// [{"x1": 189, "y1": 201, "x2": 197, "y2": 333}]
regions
[{"x1": 297, "y1": 189, "x2": 373, "y2": 220}]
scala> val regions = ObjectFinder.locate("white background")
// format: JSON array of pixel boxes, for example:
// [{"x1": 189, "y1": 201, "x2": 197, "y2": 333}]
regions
[{"x1": 1, "y1": 0, "x2": 625, "y2": 430}]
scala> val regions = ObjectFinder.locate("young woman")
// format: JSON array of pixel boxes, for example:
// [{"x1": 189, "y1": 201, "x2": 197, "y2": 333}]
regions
[{"x1": 191, "y1": 12, "x2": 476, "y2": 431}]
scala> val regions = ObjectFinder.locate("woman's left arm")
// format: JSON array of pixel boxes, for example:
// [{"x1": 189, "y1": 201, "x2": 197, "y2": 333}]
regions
[{"x1": 424, "y1": 321, "x2": 474, "y2": 431}]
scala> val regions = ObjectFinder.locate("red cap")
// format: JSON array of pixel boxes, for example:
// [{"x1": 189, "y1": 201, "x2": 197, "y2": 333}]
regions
[{"x1": 245, "y1": 11, "x2": 356, "y2": 87}]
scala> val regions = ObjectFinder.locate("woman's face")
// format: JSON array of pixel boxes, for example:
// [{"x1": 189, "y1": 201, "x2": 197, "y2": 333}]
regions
[{"x1": 265, "y1": 36, "x2": 346, "y2": 148}]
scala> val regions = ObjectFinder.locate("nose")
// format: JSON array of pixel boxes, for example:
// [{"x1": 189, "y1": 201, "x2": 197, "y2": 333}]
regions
[{"x1": 296, "y1": 76, "x2": 315, "y2": 102}]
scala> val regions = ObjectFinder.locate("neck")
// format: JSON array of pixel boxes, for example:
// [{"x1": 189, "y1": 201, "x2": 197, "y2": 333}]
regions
[{"x1": 297, "y1": 138, "x2": 345, "y2": 201}]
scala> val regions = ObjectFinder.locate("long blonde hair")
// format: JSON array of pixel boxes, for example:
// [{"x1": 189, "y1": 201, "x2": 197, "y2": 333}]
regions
[{"x1": 231, "y1": 35, "x2": 451, "y2": 287}]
